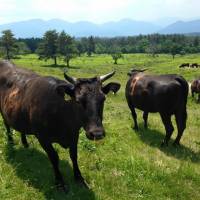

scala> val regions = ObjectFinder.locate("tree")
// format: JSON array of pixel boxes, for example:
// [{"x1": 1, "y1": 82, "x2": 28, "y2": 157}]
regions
[
  {"x1": 37, "y1": 30, "x2": 58, "y2": 65},
  {"x1": 15, "y1": 41, "x2": 31, "y2": 55},
  {"x1": 170, "y1": 44, "x2": 182, "y2": 59},
  {"x1": 76, "y1": 41, "x2": 85, "y2": 56},
  {"x1": 0, "y1": 29, "x2": 16, "y2": 59},
  {"x1": 87, "y1": 36, "x2": 95, "y2": 56},
  {"x1": 109, "y1": 46, "x2": 123, "y2": 64},
  {"x1": 58, "y1": 31, "x2": 78, "y2": 67}
]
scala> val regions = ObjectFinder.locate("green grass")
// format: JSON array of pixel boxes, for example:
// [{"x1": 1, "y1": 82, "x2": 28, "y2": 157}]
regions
[{"x1": 0, "y1": 53, "x2": 200, "y2": 200}]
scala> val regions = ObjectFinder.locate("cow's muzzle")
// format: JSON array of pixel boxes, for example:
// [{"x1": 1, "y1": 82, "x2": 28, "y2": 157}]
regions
[{"x1": 86, "y1": 128, "x2": 105, "y2": 140}]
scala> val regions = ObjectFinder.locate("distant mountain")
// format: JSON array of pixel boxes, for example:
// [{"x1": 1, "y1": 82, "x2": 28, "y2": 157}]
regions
[
  {"x1": 1, "y1": 18, "x2": 200, "y2": 38},
  {"x1": 159, "y1": 20, "x2": 200, "y2": 34},
  {"x1": 0, "y1": 18, "x2": 161, "y2": 38}
]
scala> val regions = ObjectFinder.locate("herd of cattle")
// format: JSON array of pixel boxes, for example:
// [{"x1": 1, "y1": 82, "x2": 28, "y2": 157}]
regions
[
  {"x1": 179, "y1": 63, "x2": 200, "y2": 68},
  {"x1": 0, "y1": 60, "x2": 199, "y2": 193}
]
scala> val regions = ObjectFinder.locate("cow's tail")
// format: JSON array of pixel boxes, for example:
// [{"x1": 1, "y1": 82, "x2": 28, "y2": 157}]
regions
[{"x1": 175, "y1": 76, "x2": 189, "y2": 106}]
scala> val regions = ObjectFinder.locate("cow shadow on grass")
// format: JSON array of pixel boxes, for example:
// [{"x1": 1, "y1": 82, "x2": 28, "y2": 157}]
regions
[
  {"x1": 5, "y1": 145, "x2": 95, "y2": 200},
  {"x1": 135, "y1": 124, "x2": 200, "y2": 163}
]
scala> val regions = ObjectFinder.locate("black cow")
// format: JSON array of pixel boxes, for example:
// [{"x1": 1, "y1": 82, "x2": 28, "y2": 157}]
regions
[
  {"x1": 191, "y1": 78, "x2": 200, "y2": 102},
  {"x1": 102, "y1": 82, "x2": 121, "y2": 94},
  {"x1": 190, "y1": 63, "x2": 199, "y2": 68},
  {"x1": 0, "y1": 60, "x2": 117, "y2": 192},
  {"x1": 125, "y1": 69, "x2": 188, "y2": 146},
  {"x1": 179, "y1": 63, "x2": 190, "y2": 68}
]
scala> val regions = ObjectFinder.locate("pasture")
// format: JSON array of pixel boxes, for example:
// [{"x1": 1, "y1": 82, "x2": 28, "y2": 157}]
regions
[{"x1": 0, "y1": 53, "x2": 200, "y2": 200}]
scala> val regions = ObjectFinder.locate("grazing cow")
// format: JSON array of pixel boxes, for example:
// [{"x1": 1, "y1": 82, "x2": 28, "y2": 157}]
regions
[
  {"x1": 125, "y1": 69, "x2": 188, "y2": 146},
  {"x1": 191, "y1": 78, "x2": 200, "y2": 102},
  {"x1": 190, "y1": 63, "x2": 199, "y2": 68},
  {"x1": 179, "y1": 63, "x2": 190, "y2": 68},
  {"x1": 0, "y1": 60, "x2": 117, "y2": 192},
  {"x1": 102, "y1": 82, "x2": 121, "y2": 94}
]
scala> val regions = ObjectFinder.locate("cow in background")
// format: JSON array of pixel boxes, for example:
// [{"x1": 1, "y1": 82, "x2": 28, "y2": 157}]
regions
[
  {"x1": 190, "y1": 63, "x2": 199, "y2": 68},
  {"x1": 126, "y1": 69, "x2": 188, "y2": 146},
  {"x1": 179, "y1": 63, "x2": 190, "y2": 68},
  {"x1": 191, "y1": 78, "x2": 200, "y2": 102}
]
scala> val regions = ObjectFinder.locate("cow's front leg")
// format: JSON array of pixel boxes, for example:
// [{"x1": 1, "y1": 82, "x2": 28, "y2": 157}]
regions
[
  {"x1": 37, "y1": 137, "x2": 68, "y2": 193},
  {"x1": 69, "y1": 142, "x2": 88, "y2": 188},
  {"x1": 21, "y1": 133, "x2": 29, "y2": 148},
  {"x1": 3, "y1": 120, "x2": 14, "y2": 144}
]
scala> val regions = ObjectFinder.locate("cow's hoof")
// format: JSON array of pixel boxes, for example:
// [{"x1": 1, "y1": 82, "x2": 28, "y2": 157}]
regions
[
  {"x1": 55, "y1": 181, "x2": 69, "y2": 193},
  {"x1": 76, "y1": 179, "x2": 89, "y2": 189},
  {"x1": 23, "y1": 143, "x2": 29, "y2": 148},
  {"x1": 133, "y1": 126, "x2": 139, "y2": 131},
  {"x1": 160, "y1": 141, "x2": 168, "y2": 147},
  {"x1": 173, "y1": 142, "x2": 180, "y2": 147},
  {"x1": 8, "y1": 140, "x2": 15, "y2": 146}
]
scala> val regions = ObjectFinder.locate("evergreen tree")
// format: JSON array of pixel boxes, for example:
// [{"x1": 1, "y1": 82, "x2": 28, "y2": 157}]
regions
[
  {"x1": 0, "y1": 29, "x2": 16, "y2": 59},
  {"x1": 37, "y1": 30, "x2": 58, "y2": 65},
  {"x1": 58, "y1": 31, "x2": 78, "y2": 67},
  {"x1": 87, "y1": 36, "x2": 95, "y2": 56}
]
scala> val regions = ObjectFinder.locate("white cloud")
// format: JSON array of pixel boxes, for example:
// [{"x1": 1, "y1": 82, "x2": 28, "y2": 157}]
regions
[{"x1": 0, "y1": 0, "x2": 200, "y2": 24}]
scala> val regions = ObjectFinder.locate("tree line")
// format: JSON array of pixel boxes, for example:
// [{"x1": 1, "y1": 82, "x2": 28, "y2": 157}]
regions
[{"x1": 1, "y1": 29, "x2": 200, "y2": 66}]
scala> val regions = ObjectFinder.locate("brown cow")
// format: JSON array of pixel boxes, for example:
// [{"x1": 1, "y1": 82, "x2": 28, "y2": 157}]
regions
[{"x1": 0, "y1": 60, "x2": 117, "y2": 192}]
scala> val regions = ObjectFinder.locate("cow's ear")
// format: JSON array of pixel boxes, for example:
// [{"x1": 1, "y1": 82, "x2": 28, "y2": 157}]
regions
[
  {"x1": 102, "y1": 82, "x2": 120, "y2": 94},
  {"x1": 56, "y1": 83, "x2": 75, "y2": 97}
]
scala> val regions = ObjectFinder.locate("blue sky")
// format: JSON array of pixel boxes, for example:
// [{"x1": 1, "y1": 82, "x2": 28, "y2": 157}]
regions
[{"x1": 0, "y1": 0, "x2": 200, "y2": 24}]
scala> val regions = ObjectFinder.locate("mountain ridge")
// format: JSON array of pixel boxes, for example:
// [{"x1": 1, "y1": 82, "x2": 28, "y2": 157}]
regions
[{"x1": 0, "y1": 18, "x2": 200, "y2": 38}]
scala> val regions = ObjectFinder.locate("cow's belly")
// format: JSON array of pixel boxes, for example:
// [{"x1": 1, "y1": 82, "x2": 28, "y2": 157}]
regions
[{"x1": 131, "y1": 95, "x2": 177, "y2": 114}]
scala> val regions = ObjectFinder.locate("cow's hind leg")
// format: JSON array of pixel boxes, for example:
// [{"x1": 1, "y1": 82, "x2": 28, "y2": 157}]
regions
[
  {"x1": 143, "y1": 111, "x2": 148, "y2": 129},
  {"x1": 3, "y1": 120, "x2": 14, "y2": 145},
  {"x1": 160, "y1": 113, "x2": 174, "y2": 146},
  {"x1": 174, "y1": 109, "x2": 187, "y2": 146},
  {"x1": 21, "y1": 133, "x2": 29, "y2": 148},
  {"x1": 37, "y1": 137, "x2": 68, "y2": 193},
  {"x1": 130, "y1": 107, "x2": 138, "y2": 130}
]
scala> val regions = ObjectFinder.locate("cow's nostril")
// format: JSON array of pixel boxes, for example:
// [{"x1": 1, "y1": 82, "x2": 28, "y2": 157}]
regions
[
  {"x1": 88, "y1": 131, "x2": 105, "y2": 140},
  {"x1": 94, "y1": 131, "x2": 105, "y2": 140}
]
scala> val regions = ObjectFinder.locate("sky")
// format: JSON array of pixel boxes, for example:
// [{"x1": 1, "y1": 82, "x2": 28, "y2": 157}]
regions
[{"x1": 0, "y1": 0, "x2": 200, "y2": 25}]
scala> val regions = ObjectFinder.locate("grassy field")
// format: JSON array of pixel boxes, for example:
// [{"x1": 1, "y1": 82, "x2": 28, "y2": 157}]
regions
[{"x1": 0, "y1": 53, "x2": 200, "y2": 200}]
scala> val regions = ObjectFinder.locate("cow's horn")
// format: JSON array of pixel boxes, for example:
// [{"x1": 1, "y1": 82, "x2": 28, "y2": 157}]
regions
[
  {"x1": 140, "y1": 68, "x2": 148, "y2": 72},
  {"x1": 64, "y1": 72, "x2": 77, "y2": 84},
  {"x1": 100, "y1": 71, "x2": 115, "y2": 82}
]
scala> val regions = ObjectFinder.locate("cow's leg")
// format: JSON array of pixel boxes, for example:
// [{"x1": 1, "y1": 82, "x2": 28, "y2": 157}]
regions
[
  {"x1": 160, "y1": 113, "x2": 174, "y2": 146},
  {"x1": 37, "y1": 137, "x2": 68, "y2": 192},
  {"x1": 69, "y1": 141, "x2": 88, "y2": 188},
  {"x1": 130, "y1": 107, "x2": 138, "y2": 130},
  {"x1": 3, "y1": 120, "x2": 13, "y2": 144},
  {"x1": 198, "y1": 94, "x2": 200, "y2": 103},
  {"x1": 21, "y1": 133, "x2": 29, "y2": 148},
  {"x1": 174, "y1": 109, "x2": 187, "y2": 146},
  {"x1": 143, "y1": 111, "x2": 148, "y2": 129},
  {"x1": 191, "y1": 90, "x2": 194, "y2": 98}
]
